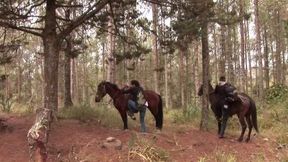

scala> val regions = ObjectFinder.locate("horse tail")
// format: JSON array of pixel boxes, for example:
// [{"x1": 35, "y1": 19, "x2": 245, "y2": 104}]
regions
[
  {"x1": 250, "y1": 99, "x2": 259, "y2": 133},
  {"x1": 156, "y1": 95, "x2": 163, "y2": 130}
]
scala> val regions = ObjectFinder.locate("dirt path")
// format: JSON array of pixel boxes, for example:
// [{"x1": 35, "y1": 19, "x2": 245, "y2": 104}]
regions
[{"x1": 0, "y1": 115, "x2": 286, "y2": 162}]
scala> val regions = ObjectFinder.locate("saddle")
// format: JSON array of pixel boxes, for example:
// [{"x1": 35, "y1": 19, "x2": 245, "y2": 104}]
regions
[{"x1": 236, "y1": 94, "x2": 250, "y2": 105}]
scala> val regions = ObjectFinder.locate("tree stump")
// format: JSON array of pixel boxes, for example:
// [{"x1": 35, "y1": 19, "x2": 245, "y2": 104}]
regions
[{"x1": 27, "y1": 108, "x2": 52, "y2": 162}]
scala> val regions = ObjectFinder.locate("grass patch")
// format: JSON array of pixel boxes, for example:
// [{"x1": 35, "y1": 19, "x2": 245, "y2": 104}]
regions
[
  {"x1": 58, "y1": 104, "x2": 99, "y2": 122},
  {"x1": 213, "y1": 151, "x2": 237, "y2": 162},
  {"x1": 257, "y1": 100, "x2": 288, "y2": 145},
  {"x1": 58, "y1": 103, "x2": 130, "y2": 129},
  {"x1": 165, "y1": 104, "x2": 218, "y2": 131},
  {"x1": 199, "y1": 151, "x2": 237, "y2": 162},
  {"x1": 167, "y1": 104, "x2": 201, "y2": 124},
  {"x1": 8, "y1": 102, "x2": 34, "y2": 116},
  {"x1": 128, "y1": 133, "x2": 169, "y2": 162}
]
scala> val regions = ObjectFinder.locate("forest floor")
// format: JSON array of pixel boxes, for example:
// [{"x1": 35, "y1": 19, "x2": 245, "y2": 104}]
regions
[{"x1": 0, "y1": 113, "x2": 287, "y2": 162}]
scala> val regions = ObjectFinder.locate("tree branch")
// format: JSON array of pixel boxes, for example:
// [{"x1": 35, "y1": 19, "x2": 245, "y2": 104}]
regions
[
  {"x1": 58, "y1": 0, "x2": 111, "y2": 39},
  {"x1": 0, "y1": 21, "x2": 42, "y2": 37},
  {"x1": 55, "y1": 4, "x2": 83, "y2": 8}
]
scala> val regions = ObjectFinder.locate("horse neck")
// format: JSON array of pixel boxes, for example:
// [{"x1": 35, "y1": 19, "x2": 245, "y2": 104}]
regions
[{"x1": 106, "y1": 84, "x2": 121, "y2": 100}]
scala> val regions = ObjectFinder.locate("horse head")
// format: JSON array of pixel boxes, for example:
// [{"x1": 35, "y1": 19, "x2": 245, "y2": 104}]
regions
[
  {"x1": 197, "y1": 82, "x2": 215, "y2": 96},
  {"x1": 95, "y1": 81, "x2": 107, "y2": 102}
]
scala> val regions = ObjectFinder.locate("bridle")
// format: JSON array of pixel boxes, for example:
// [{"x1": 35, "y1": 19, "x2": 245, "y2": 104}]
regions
[
  {"x1": 96, "y1": 82, "x2": 107, "y2": 100},
  {"x1": 97, "y1": 82, "x2": 122, "y2": 102}
]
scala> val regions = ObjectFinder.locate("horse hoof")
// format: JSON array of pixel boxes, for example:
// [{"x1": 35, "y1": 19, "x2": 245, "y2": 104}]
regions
[
  {"x1": 245, "y1": 138, "x2": 250, "y2": 142},
  {"x1": 219, "y1": 135, "x2": 224, "y2": 139},
  {"x1": 237, "y1": 138, "x2": 243, "y2": 142}
]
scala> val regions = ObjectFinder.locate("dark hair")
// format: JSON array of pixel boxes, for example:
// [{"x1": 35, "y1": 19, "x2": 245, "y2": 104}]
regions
[
  {"x1": 219, "y1": 76, "x2": 226, "y2": 82},
  {"x1": 130, "y1": 80, "x2": 140, "y2": 87}
]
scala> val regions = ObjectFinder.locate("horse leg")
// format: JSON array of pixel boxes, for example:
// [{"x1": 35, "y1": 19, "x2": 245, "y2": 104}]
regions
[
  {"x1": 245, "y1": 115, "x2": 253, "y2": 142},
  {"x1": 120, "y1": 112, "x2": 128, "y2": 130},
  {"x1": 139, "y1": 108, "x2": 147, "y2": 132},
  {"x1": 237, "y1": 114, "x2": 247, "y2": 142}
]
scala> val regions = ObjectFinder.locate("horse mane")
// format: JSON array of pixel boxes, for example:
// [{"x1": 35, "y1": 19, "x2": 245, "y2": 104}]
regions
[{"x1": 105, "y1": 81, "x2": 120, "y2": 90}]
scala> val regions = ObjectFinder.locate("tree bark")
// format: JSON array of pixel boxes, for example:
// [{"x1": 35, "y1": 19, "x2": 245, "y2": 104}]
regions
[
  {"x1": 263, "y1": 25, "x2": 270, "y2": 88},
  {"x1": 254, "y1": 0, "x2": 263, "y2": 97},
  {"x1": 179, "y1": 48, "x2": 185, "y2": 108},
  {"x1": 219, "y1": 25, "x2": 226, "y2": 77},
  {"x1": 152, "y1": 3, "x2": 160, "y2": 93},
  {"x1": 107, "y1": 4, "x2": 116, "y2": 83},
  {"x1": 200, "y1": 20, "x2": 210, "y2": 131},
  {"x1": 227, "y1": 26, "x2": 234, "y2": 83},
  {"x1": 64, "y1": 52, "x2": 73, "y2": 107},
  {"x1": 164, "y1": 54, "x2": 169, "y2": 109},
  {"x1": 239, "y1": 0, "x2": 246, "y2": 91}
]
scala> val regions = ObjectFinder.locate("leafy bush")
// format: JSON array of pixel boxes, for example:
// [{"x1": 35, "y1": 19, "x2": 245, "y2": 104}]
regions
[
  {"x1": 264, "y1": 84, "x2": 288, "y2": 103},
  {"x1": 0, "y1": 94, "x2": 15, "y2": 113}
]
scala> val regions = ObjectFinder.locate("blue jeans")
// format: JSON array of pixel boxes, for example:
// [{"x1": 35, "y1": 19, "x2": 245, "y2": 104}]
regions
[{"x1": 128, "y1": 100, "x2": 147, "y2": 132}]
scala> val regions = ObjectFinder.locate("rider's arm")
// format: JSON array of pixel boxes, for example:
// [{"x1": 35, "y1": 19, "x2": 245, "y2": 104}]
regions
[{"x1": 121, "y1": 87, "x2": 133, "y2": 94}]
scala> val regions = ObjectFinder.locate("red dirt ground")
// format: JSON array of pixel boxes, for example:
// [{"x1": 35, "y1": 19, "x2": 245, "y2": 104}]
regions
[{"x1": 0, "y1": 114, "x2": 287, "y2": 162}]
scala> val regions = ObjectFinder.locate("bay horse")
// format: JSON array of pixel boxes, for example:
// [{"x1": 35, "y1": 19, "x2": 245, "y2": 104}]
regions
[
  {"x1": 95, "y1": 81, "x2": 163, "y2": 131},
  {"x1": 198, "y1": 83, "x2": 259, "y2": 142}
]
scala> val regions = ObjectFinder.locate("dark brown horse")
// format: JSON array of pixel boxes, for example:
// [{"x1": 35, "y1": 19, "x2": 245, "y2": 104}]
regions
[
  {"x1": 198, "y1": 83, "x2": 258, "y2": 142},
  {"x1": 95, "y1": 81, "x2": 163, "y2": 130}
]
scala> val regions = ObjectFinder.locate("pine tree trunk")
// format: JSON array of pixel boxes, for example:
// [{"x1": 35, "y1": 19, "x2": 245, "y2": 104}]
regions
[
  {"x1": 152, "y1": 3, "x2": 159, "y2": 93},
  {"x1": 107, "y1": 4, "x2": 116, "y2": 83},
  {"x1": 246, "y1": 20, "x2": 253, "y2": 92},
  {"x1": 200, "y1": 20, "x2": 210, "y2": 131},
  {"x1": 239, "y1": 0, "x2": 246, "y2": 91},
  {"x1": 83, "y1": 55, "x2": 89, "y2": 103},
  {"x1": 179, "y1": 48, "x2": 185, "y2": 108},
  {"x1": 227, "y1": 26, "x2": 234, "y2": 83},
  {"x1": 254, "y1": 0, "x2": 263, "y2": 97},
  {"x1": 164, "y1": 54, "x2": 169, "y2": 109},
  {"x1": 219, "y1": 25, "x2": 226, "y2": 76},
  {"x1": 29, "y1": 1, "x2": 60, "y2": 161},
  {"x1": 194, "y1": 41, "x2": 200, "y2": 98},
  {"x1": 64, "y1": 53, "x2": 73, "y2": 107},
  {"x1": 17, "y1": 53, "x2": 22, "y2": 102},
  {"x1": 263, "y1": 26, "x2": 270, "y2": 88},
  {"x1": 71, "y1": 58, "x2": 78, "y2": 103}
]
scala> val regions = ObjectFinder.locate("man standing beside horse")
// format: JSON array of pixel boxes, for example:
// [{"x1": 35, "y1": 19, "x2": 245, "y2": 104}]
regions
[
  {"x1": 214, "y1": 76, "x2": 238, "y2": 138},
  {"x1": 122, "y1": 80, "x2": 148, "y2": 132}
]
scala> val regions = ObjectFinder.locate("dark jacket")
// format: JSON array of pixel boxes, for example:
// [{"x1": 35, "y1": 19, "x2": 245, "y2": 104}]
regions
[
  {"x1": 215, "y1": 82, "x2": 237, "y2": 101},
  {"x1": 122, "y1": 86, "x2": 143, "y2": 102}
]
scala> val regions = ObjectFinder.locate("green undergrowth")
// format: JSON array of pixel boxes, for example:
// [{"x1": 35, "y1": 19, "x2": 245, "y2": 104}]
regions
[
  {"x1": 166, "y1": 104, "x2": 217, "y2": 130},
  {"x1": 57, "y1": 103, "x2": 127, "y2": 129},
  {"x1": 259, "y1": 100, "x2": 288, "y2": 145}
]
